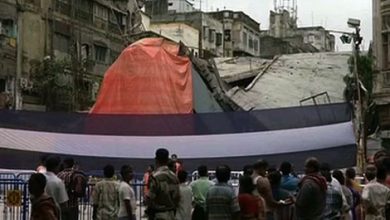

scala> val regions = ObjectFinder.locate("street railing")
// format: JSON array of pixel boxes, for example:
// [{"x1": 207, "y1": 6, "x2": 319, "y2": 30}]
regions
[
  {"x1": 0, "y1": 171, "x2": 243, "y2": 220},
  {"x1": 0, "y1": 173, "x2": 147, "y2": 220},
  {"x1": 0, "y1": 178, "x2": 29, "y2": 220}
]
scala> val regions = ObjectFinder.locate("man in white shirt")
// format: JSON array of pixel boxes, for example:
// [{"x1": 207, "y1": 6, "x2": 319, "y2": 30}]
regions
[
  {"x1": 362, "y1": 163, "x2": 390, "y2": 220},
  {"x1": 44, "y1": 156, "x2": 69, "y2": 218},
  {"x1": 118, "y1": 165, "x2": 137, "y2": 220},
  {"x1": 176, "y1": 170, "x2": 192, "y2": 220},
  {"x1": 320, "y1": 163, "x2": 349, "y2": 219},
  {"x1": 92, "y1": 165, "x2": 120, "y2": 220}
]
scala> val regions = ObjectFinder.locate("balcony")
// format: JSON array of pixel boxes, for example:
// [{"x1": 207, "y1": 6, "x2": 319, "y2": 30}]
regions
[
  {"x1": 75, "y1": 9, "x2": 93, "y2": 24},
  {"x1": 382, "y1": 70, "x2": 390, "y2": 87},
  {"x1": 381, "y1": 0, "x2": 390, "y2": 15},
  {"x1": 373, "y1": 70, "x2": 390, "y2": 104},
  {"x1": 55, "y1": 1, "x2": 71, "y2": 16},
  {"x1": 108, "y1": 23, "x2": 122, "y2": 35}
]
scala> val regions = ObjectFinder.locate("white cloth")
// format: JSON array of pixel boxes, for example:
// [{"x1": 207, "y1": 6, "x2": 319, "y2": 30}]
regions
[
  {"x1": 331, "y1": 177, "x2": 349, "y2": 213},
  {"x1": 362, "y1": 180, "x2": 390, "y2": 220},
  {"x1": 44, "y1": 171, "x2": 69, "y2": 206},
  {"x1": 175, "y1": 183, "x2": 193, "y2": 220},
  {"x1": 118, "y1": 181, "x2": 137, "y2": 218}
]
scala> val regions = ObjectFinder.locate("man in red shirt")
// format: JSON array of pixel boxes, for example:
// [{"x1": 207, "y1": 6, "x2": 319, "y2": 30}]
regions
[{"x1": 171, "y1": 154, "x2": 183, "y2": 175}]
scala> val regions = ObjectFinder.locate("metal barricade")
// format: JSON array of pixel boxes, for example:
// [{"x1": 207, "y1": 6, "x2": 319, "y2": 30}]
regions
[
  {"x1": 0, "y1": 179, "x2": 29, "y2": 220},
  {"x1": 0, "y1": 173, "x2": 16, "y2": 180},
  {"x1": 78, "y1": 182, "x2": 146, "y2": 220},
  {"x1": 15, "y1": 173, "x2": 35, "y2": 183},
  {"x1": 0, "y1": 172, "x2": 147, "y2": 220}
]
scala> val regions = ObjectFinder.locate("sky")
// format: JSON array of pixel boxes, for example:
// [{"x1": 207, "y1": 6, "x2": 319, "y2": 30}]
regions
[{"x1": 191, "y1": 0, "x2": 372, "y2": 51}]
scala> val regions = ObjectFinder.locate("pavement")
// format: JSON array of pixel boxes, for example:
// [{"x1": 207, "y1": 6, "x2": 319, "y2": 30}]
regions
[{"x1": 0, "y1": 202, "x2": 147, "y2": 220}]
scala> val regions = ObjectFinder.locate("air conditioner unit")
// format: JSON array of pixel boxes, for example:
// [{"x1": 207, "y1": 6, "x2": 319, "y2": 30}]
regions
[
  {"x1": 20, "y1": 78, "x2": 33, "y2": 90},
  {"x1": 20, "y1": 78, "x2": 28, "y2": 89}
]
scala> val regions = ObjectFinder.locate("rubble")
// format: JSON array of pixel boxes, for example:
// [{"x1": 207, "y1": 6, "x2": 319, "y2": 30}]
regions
[{"x1": 215, "y1": 52, "x2": 351, "y2": 110}]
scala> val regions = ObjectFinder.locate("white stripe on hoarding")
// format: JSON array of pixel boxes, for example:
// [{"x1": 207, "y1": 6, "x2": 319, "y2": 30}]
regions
[{"x1": 0, "y1": 122, "x2": 355, "y2": 159}]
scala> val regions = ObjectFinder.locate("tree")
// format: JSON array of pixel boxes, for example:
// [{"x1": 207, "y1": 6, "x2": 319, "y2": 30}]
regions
[
  {"x1": 344, "y1": 54, "x2": 378, "y2": 136},
  {"x1": 30, "y1": 58, "x2": 97, "y2": 112}
]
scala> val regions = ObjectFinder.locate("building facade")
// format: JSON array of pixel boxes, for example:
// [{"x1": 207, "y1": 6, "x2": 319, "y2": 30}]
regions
[
  {"x1": 260, "y1": 9, "x2": 335, "y2": 58},
  {"x1": 150, "y1": 22, "x2": 199, "y2": 55},
  {"x1": 208, "y1": 10, "x2": 261, "y2": 57},
  {"x1": 0, "y1": 0, "x2": 17, "y2": 108},
  {"x1": 373, "y1": 0, "x2": 390, "y2": 144},
  {"x1": 148, "y1": 10, "x2": 224, "y2": 58},
  {"x1": 294, "y1": 26, "x2": 335, "y2": 52},
  {"x1": 0, "y1": 0, "x2": 144, "y2": 111},
  {"x1": 168, "y1": 0, "x2": 195, "y2": 13},
  {"x1": 269, "y1": 10, "x2": 297, "y2": 38}
]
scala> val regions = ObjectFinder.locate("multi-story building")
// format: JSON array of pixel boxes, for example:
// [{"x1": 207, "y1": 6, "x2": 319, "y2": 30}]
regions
[
  {"x1": 150, "y1": 22, "x2": 199, "y2": 55},
  {"x1": 208, "y1": 10, "x2": 261, "y2": 57},
  {"x1": 269, "y1": 10, "x2": 297, "y2": 38},
  {"x1": 146, "y1": 8, "x2": 224, "y2": 58},
  {"x1": 168, "y1": 0, "x2": 195, "y2": 13},
  {"x1": 294, "y1": 26, "x2": 335, "y2": 52},
  {"x1": 261, "y1": 9, "x2": 335, "y2": 58},
  {"x1": 146, "y1": 2, "x2": 262, "y2": 58},
  {"x1": 373, "y1": 0, "x2": 390, "y2": 146},
  {"x1": 0, "y1": 0, "x2": 144, "y2": 111},
  {"x1": 0, "y1": 1, "x2": 17, "y2": 108}
]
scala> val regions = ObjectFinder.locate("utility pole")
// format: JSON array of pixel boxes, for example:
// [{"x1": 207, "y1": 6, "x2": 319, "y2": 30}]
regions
[
  {"x1": 353, "y1": 27, "x2": 366, "y2": 173},
  {"x1": 332, "y1": 22, "x2": 365, "y2": 172},
  {"x1": 15, "y1": 0, "x2": 23, "y2": 110}
]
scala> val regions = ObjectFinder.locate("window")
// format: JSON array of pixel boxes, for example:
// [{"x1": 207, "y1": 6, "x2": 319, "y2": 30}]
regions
[
  {"x1": 308, "y1": 34, "x2": 315, "y2": 43},
  {"x1": 81, "y1": 44, "x2": 90, "y2": 61},
  {"x1": 224, "y1": 12, "x2": 230, "y2": 18},
  {"x1": 233, "y1": 13, "x2": 239, "y2": 19},
  {"x1": 249, "y1": 37, "x2": 253, "y2": 49},
  {"x1": 209, "y1": 29, "x2": 215, "y2": 43},
  {"x1": 94, "y1": 4, "x2": 108, "y2": 21},
  {"x1": 216, "y1": 33, "x2": 223, "y2": 46},
  {"x1": 224, "y1": 29, "x2": 231, "y2": 41},
  {"x1": 383, "y1": 15, "x2": 390, "y2": 30},
  {"x1": 53, "y1": 33, "x2": 70, "y2": 53},
  {"x1": 383, "y1": 34, "x2": 389, "y2": 69},
  {"x1": 24, "y1": 0, "x2": 41, "y2": 7},
  {"x1": 0, "y1": 19, "x2": 16, "y2": 38},
  {"x1": 0, "y1": 79, "x2": 5, "y2": 92},
  {"x1": 95, "y1": 44, "x2": 107, "y2": 63},
  {"x1": 56, "y1": 0, "x2": 71, "y2": 15},
  {"x1": 75, "y1": 0, "x2": 93, "y2": 23},
  {"x1": 254, "y1": 40, "x2": 259, "y2": 51},
  {"x1": 110, "y1": 50, "x2": 121, "y2": 63},
  {"x1": 243, "y1": 32, "x2": 248, "y2": 47},
  {"x1": 203, "y1": 26, "x2": 208, "y2": 40},
  {"x1": 385, "y1": 71, "x2": 390, "y2": 86}
]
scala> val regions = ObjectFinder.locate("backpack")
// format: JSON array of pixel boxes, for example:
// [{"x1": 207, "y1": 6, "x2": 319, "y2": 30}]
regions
[{"x1": 69, "y1": 170, "x2": 88, "y2": 198}]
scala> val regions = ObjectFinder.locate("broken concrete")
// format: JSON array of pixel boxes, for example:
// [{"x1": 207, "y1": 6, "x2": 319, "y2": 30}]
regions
[{"x1": 216, "y1": 52, "x2": 351, "y2": 110}]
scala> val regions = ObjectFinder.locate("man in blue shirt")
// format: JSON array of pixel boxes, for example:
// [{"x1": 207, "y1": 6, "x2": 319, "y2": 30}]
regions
[
  {"x1": 279, "y1": 162, "x2": 299, "y2": 195},
  {"x1": 206, "y1": 165, "x2": 240, "y2": 220}
]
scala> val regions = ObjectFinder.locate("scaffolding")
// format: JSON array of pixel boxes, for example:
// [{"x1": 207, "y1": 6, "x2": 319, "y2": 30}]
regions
[{"x1": 274, "y1": 0, "x2": 297, "y2": 21}]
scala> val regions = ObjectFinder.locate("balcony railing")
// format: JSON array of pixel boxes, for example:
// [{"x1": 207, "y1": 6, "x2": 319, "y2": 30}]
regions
[
  {"x1": 55, "y1": 1, "x2": 71, "y2": 16},
  {"x1": 75, "y1": 9, "x2": 93, "y2": 24},
  {"x1": 382, "y1": 70, "x2": 390, "y2": 87}
]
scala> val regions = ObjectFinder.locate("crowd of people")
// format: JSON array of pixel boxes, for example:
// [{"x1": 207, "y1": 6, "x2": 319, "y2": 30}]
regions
[{"x1": 27, "y1": 148, "x2": 390, "y2": 220}]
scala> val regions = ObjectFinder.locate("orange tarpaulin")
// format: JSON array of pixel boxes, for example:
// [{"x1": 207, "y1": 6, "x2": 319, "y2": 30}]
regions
[{"x1": 90, "y1": 38, "x2": 193, "y2": 114}]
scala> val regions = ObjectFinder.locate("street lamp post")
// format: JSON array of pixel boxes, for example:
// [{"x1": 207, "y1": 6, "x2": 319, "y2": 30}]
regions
[
  {"x1": 353, "y1": 27, "x2": 366, "y2": 173},
  {"x1": 340, "y1": 18, "x2": 365, "y2": 172}
]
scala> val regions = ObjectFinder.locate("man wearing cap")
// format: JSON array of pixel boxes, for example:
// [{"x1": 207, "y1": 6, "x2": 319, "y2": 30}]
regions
[{"x1": 146, "y1": 148, "x2": 180, "y2": 220}]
